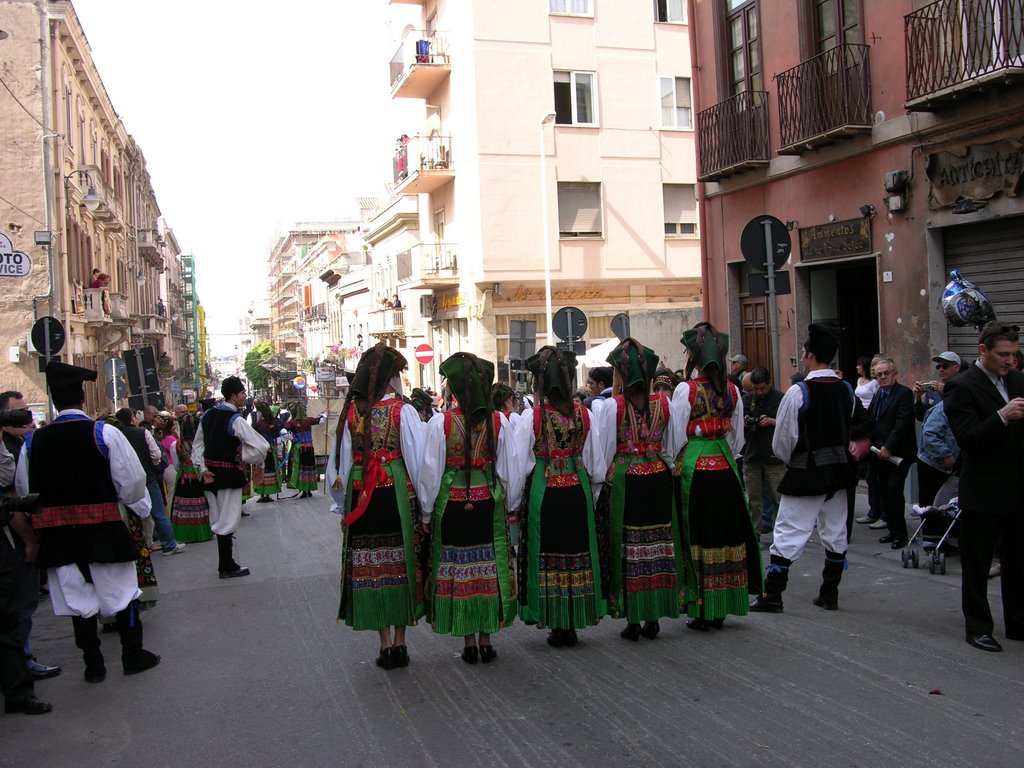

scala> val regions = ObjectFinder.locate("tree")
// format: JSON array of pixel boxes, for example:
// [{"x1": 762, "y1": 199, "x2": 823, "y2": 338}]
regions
[{"x1": 244, "y1": 340, "x2": 273, "y2": 391}]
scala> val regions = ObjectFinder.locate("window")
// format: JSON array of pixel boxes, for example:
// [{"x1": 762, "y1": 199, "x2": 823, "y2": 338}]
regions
[
  {"x1": 557, "y1": 182, "x2": 603, "y2": 238},
  {"x1": 553, "y1": 71, "x2": 597, "y2": 126},
  {"x1": 814, "y1": 0, "x2": 860, "y2": 53},
  {"x1": 660, "y1": 76, "x2": 692, "y2": 129},
  {"x1": 63, "y1": 81, "x2": 73, "y2": 146},
  {"x1": 726, "y1": 1, "x2": 762, "y2": 95},
  {"x1": 550, "y1": 0, "x2": 593, "y2": 15},
  {"x1": 654, "y1": 0, "x2": 686, "y2": 23},
  {"x1": 663, "y1": 184, "x2": 697, "y2": 236}
]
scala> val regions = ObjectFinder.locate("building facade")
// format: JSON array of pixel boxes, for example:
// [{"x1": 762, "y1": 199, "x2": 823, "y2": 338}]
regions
[
  {"x1": 690, "y1": 0, "x2": 1024, "y2": 383},
  {"x1": 376, "y1": 0, "x2": 704, "y2": 388},
  {"x1": 0, "y1": 1, "x2": 196, "y2": 411}
]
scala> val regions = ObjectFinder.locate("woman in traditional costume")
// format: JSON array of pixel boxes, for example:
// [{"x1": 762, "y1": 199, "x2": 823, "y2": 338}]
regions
[
  {"x1": 416, "y1": 353, "x2": 519, "y2": 664},
  {"x1": 252, "y1": 402, "x2": 282, "y2": 503},
  {"x1": 170, "y1": 405, "x2": 213, "y2": 543},
  {"x1": 512, "y1": 346, "x2": 606, "y2": 647},
  {"x1": 670, "y1": 322, "x2": 762, "y2": 630},
  {"x1": 286, "y1": 402, "x2": 320, "y2": 498},
  {"x1": 327, "y1": 343, "x2": 426, "y2": 670},
  {"x1": 591, "y1": 339, "x2": 684, "y2": 641}
]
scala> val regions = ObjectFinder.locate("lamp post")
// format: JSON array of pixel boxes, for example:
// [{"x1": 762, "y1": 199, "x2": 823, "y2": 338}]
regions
[
  {"x1": 539, "y1": 111, "x2": 557, "y2": 346},
  {"x1": 64, "y1": 169, "x2": 102, "y2": 214}
]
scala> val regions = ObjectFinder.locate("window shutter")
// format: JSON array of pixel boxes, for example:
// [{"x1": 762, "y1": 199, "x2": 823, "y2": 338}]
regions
[
  {"x1": 558, "y1": 182, "x2": 602, "y2": 234},
  {"x1": 675, "y1": 77, "x2": 691, "y2": 109},
  {"x1": 663, "y1": 184, "x2": 696, "y2": 224}
]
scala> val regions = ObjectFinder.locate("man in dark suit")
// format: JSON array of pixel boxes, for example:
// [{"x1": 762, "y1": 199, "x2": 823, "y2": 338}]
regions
[
  {"x1": 868, "y1": 358, "x2": 916, "y2": 549},
  {"x1": 943, "y1": 321, "x2": 1024, "y2": 652}
]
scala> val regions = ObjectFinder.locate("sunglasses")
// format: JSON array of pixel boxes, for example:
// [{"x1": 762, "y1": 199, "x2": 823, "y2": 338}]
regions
[{"x1": 935, "y1": 363, "x2": 954, "y2": 370}]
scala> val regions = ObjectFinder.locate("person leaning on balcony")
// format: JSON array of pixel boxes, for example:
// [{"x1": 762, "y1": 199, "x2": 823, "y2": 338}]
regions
[{"x1": 390, "y1": 294, "x2": 402, "y2": 309}]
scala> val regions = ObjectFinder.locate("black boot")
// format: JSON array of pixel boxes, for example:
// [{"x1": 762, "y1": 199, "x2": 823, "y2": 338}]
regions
[
  {"x1": 750, "y1": 555, "x2": 791, "y2": 613},
  {"x1": 71, "y1": 615, "x2": 106, "y2": 683},
  {"x1": 813, "y1": 551, "x2": 846, "y2": 610},
  {"x1": 116, "y1": 601, "x2": 161, "y2": 675},
  {"x1": 217, "y1": 534, "x2": 250, "y2": 578}
]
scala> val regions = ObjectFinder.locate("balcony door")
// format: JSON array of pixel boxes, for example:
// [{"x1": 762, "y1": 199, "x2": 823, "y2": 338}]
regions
[
  {"x1": 726, "y1": 0, "x2": 762, "y2": 97},
  {"x1": 962, "y1": 0, "x2": 1024, "y2": 77},
  {"x1": 804, "y1": 0, "x2": 865, "y2": 139}
]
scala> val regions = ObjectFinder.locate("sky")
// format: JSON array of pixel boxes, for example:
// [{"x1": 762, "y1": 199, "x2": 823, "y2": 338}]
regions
[{"x1": 73, "y1": 1, "x2": 419, "y2": 355}]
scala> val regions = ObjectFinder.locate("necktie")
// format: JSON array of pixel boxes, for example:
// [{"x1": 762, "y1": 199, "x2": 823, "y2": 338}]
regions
[
  {"x1": 997, "y1": 377, "x2": 1009, "y2": 403},
  {"x1": 875, "y1": 390, "x2": 888, "y2": 420}
]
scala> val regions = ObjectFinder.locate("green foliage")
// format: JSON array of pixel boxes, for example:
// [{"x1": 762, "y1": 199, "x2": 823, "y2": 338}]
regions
[{"x1": 244, "y1": 340, "x2": 273, "y2": 390}]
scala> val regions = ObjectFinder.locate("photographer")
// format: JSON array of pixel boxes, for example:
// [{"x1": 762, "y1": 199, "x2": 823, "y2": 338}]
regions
[{"x1": 741, "y1": 368, "x2": 785, "y2": 537}]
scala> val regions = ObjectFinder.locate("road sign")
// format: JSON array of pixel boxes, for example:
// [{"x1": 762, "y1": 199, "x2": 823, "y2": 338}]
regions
[
  {"x1": 748, "y1": 270, "x2": 792, "y2": 298},
  {"x1": 740, "y1": 215, "x2": 791, "y2": 272},
  {"x1": 552, "y1": 306, "x2": 588, "y2": 342},
  {"x1": 315, "y1": 365, "x2": 336, "y2": 382},
  {"x1": 103, "y1": 357, "x2": 127, "y2": 380},
  {"x1": 123, "y1": 347, "x2": 160, "y2": 403},
  {"x1": 509, "y1": 319, "x2": 537, "y2": 362},
  {"x1": 556, "y1": 340, "x2": 586, "y2": 355},
  {"x1": 31, "y1": 316, "x2": 65, "y2": 374},
  {"x1": 104, "y1": 378, "x2": 128, "y2": 401},
  {"x1": 168, "y1": 380, "x2": 183, "y2": 393},
  {"x1": 610, "y1": 313, "x2": 630, "y2": 341},
  {"x1": 414, "y1": 343, "x2": 434, "y2": 365}
]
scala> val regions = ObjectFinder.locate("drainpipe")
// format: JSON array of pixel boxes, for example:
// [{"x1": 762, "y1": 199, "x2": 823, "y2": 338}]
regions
[
  {"x1": 686, "y1": 0, "x2": 711, "y2": 322},
  {"x1": 33, "y1": 4, "x2": 57, "y2": 322}
]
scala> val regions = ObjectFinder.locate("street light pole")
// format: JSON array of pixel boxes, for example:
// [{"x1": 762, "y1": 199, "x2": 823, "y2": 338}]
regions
[{"x1": 539, "y1": 111, "x2": 557, "y2": 346}]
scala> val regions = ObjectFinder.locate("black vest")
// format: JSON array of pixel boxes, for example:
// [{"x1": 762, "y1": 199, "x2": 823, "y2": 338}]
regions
[
  {"x1": 777, "y1": 377, "x2": 853, "y2": 497},
  {"x1": 201, "y1": 407, "x2": 245, "y2": 489},
  {"x1": 121, "y1": 425, "x2": 157, "y2": 483},
  {"x1": 27, "y1": 418, "x2": 136, "y2": 568}
]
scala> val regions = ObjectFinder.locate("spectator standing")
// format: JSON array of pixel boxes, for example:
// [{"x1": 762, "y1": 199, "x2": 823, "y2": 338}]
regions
[
  {"x1": 741, "y1": 368, "x2": 786, "y2": 538},
  {"x1": 914, "y1": 351, "x2": 962, "y2": 507},
  {"x1": 868, "y1": 359, "x2": 917, "y2": 549},
  {"x1": 727, "y1": 354, "x2": 748, "y2": 387}
]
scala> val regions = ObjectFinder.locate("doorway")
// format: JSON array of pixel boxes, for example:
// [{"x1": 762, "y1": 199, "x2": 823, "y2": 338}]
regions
[{"x1": 808, "y1": 259, "x2": 879, "y2": 378}]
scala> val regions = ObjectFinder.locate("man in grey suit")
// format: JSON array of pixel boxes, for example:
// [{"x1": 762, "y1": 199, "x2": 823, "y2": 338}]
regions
[{"x1": 944, "y1": 321, "x2": 1024, "y2": 652}]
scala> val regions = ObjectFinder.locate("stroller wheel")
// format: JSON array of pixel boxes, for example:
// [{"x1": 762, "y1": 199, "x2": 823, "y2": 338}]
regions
[
  {"x1": 901, "y1": 549, "x2": 910, "y2": 568},
  {"x1": 911, "y1": 549, "x2": 920, "y2": 569},
  {"x1": 929, "y1": 554, "x2": 937, "y2": 575},
  {"x1": 939, "y1": 552, "x2": 947, "y2": 575}
]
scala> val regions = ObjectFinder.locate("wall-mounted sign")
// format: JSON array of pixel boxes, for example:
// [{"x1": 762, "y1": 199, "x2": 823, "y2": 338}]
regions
[
  {"x1": 926, "y1": 139, "x2": 1024, "y2": 208},
  {"x1": 798, "y1": 218, "x2": 872, "y2": 262},
  {"x1": 0, "y1": 234, "x2": 32, "y2": 277}
]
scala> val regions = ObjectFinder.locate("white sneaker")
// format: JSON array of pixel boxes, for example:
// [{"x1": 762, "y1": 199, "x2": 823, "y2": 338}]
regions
[
  {"x1": 868, "y1": 519, "x2": 888, "y2": 529},
  {"x1": 162, "y1": 542, "x2": 187, "y2": 556}
]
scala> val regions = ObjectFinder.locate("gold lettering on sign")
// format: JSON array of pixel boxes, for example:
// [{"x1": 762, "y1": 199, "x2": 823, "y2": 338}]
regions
[
  {"x1": 499, "y1": 284, "x2": 609, "y2": 304},
  {"x1": 439, "y1": 292, "x2": 464, "y2": 310}
]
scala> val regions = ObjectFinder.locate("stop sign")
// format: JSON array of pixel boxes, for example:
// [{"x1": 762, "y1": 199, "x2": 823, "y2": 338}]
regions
[{"x1": 415, "y1": 343, "x2": 434, "y2": 365}]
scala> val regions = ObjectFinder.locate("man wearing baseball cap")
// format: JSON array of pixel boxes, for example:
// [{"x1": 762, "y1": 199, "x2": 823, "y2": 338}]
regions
[
  {"x1": 727, "y1": 354, "x2": 748, "y2": 387},
  {"x1": 914, "y1": 351, "x2": 964, "y2": 509}
]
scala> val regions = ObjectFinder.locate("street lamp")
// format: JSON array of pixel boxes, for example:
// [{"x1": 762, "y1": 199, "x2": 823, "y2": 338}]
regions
[
  {"x1": 539, "y1": 111, "x2": 557, "y2": 346},
  {"x1": 64, "y1": 169, "x2": 102, "y2": 213}
]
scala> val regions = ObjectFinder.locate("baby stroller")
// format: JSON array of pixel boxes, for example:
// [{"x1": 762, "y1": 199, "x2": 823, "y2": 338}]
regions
[{"x1": 903, "y1": 473, "x2": 961, "y2": 575}]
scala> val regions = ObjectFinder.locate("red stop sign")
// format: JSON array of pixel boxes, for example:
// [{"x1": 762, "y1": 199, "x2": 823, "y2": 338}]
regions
[{"x1": 414, "y1": 344, "x2": 434, "y2": 365}]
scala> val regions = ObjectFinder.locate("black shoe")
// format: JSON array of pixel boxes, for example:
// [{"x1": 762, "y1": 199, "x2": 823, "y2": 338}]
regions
[
  {"x1": 479, "y1": 645, "x2": 497, "y2": 663},
  {"x1": 241, "y1": 511, "x2": 251, "y2": 517},
  {"x1": 84, "y1": 662, "x2": 107, "y2": 684},
  {"x1": 4, "y1": 697, "x2": 53, "y2": 715},
  {"x1": 878, "y1": 533, "x2": 902, "y2": 544},
  {"x1": 256, "y1": 496, "x2": 270, "y2": 504},
  {"x1": 461, "y1": 646, "x2": 479, "y2": 664},
  {"x1": 123, "y1": 650, "x2": 161, "y2": 676},
  {"x1": 749, "y1": 596, "x2": 784, "y2": 613},
  {"x1": 686, "y1": 618, "x2": 710, "y2": 632},
  {"x1": 219, "y1": 566, "x2": 251, "y2": 579},
  {"x1": 966, "y1": 633, "x2": 1003, "y2": 652},
  {"x1": 620, "y1": 623, "x2": 641, "y2": 641},
  {"x1": 376, "y1": 647, "x2": 396, "y2": 669},
  {"x1": 709, "y1": 618, "x2": 725, "y2": 629},
  {"x1": 890, "y1": 539, "x2": 907, "y2": 549},
  {"x1": 813, "y1": 596, "x2": 839, "y2": 611},
  {"x1": 546, "y1": 630, "x2": 565, "y2": 648},
  {"x1": 27, "y1": 658, "x2": 62, "y2": 680},
  {"x1": 640, "y1": 621, "x2": 660, "y2": 639},
  {"x1": 392, "y1": 645, "x2": 409, "y2": 668},
  {"x1": 563, "y1": 630, "x2": 578, "y2": 647}
]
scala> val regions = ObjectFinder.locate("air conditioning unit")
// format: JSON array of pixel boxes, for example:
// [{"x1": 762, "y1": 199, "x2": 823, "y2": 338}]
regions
[{"x1": 419, "y1": 295, "x2": 436, "y2": 318}]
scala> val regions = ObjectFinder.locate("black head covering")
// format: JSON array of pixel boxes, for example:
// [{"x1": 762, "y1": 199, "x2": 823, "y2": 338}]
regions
[
  {"x1": 221, "y1": 376, "x2": 245, "y2": 399},
  {"x1": 46, "y1": 360, "x2": 96, "y2": 408}
]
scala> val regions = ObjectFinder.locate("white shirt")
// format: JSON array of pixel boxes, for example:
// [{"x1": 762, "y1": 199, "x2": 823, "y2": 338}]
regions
[
  {"x1": 15, "y1": 410, "x2": 152, "y2": 518},
  {"x1": 415, "y1": 411, "x2": 521, "y2": 523},
  {"x1": 668, "y1": 381, "x2": 745, "y2": 459},
  {"x1": 772, "y1": 370, "x2": 857, "y2": 464},
  {"x1": 191, "y1": 403, "x2": 271, "y2": 473},
  {"x1": 142, "y1": 429, "x2": 162, "y2": 466},
  {"x1": 325, "y1": 397, "x2": 426, "y2": 509},
  {"x1": 512, "y1": 405, "x2": 606, "y2": 494}
]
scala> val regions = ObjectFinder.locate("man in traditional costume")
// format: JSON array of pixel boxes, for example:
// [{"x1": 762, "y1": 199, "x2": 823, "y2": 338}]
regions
[
  {"x1": 191, "y1": 376, "x2": 270, "y2": 579},
  {"x1": 16, "y1": 361, "x2": 160, "y2": 683},
  {"x1": 327, "y1": 344, "x2": 426, "y2": 670},
  {"x1": 750, "y1": 324, "x2": 868, "y2": 614}
]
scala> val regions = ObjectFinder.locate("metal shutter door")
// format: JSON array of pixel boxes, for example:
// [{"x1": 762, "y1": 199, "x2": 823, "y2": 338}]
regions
[{"x1": 943, "y1": 216, "x2": 1024, "y2": 362}]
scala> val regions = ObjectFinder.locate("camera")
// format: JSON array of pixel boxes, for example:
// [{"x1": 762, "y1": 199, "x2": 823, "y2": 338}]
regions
[
  {"x1": 0, "y1": 493, "x2": 39, "y2": 527},
  {"x1": 0, "y1": 408, "x2": 32, "y2": 428},
  {"x1": 744, "y1": 414, "x2": 759, "y2": 430}
]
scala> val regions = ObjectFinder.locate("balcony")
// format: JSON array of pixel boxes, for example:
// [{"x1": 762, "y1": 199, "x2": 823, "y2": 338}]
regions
[
  {"x1": 108, "y1": 292, "x2": 132, "y2": 324},
  {"x1": 137, "y1": 313, "x2": 167, "y2": 339},
  {"x1": 370, "y1": 307, "x2": 406, "y2": 340},
  {"x1": 302, "y1": 303, "x2": 328, "y2": 323},
  {"x1": 393, "y1": 134, "x2": 454, "y2": 194},
  {"x1": 776, "y1": 43, "x2": 873, "y2": 155},
  {"x1": 403, "y1": 242, "x2": 459, "y2": 289},
  {"x1": 83, "y1": 288, "x2": 111, "y2": 324},
  {"x1": 389, "y1": 30, "x2": 451, "y2": 99},
  {"x1": 906, "y1": 0, "x2": 1024, "y2": 110},
  {"x1": 137, "y1": 228, "x2": 159, "y2": 253},
  {"x1": 696, "y1": 91, "x2": 771, "y2": 181}
]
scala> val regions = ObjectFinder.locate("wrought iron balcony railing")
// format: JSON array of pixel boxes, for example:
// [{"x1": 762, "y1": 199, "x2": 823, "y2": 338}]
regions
[
  {"x1": 906, "y1": 0, "x2": 1024, "y2": 107},
  {"x1": 776, "y1": 43, "x2": 873, "y2": 154},
  {"x1": 696, "y1": 90, "x2": 770, "y2": 181}
]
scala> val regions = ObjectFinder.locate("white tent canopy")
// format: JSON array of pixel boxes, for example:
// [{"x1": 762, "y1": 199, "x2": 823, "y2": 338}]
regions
[{"x1": 576, "y1": 337, "x2": 619, "y2": 369}]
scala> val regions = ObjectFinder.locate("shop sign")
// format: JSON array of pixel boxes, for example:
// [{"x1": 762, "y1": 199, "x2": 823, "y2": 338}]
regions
[
  {"x1": 798, "y1": 218, "x2": 871, "y2": 262},
  {"x1": 926, "y1": 140, "x2": 1024, "y2": 207},
  {"x1": 493, "y1": 283, "x2": 628, "y2": 306}
]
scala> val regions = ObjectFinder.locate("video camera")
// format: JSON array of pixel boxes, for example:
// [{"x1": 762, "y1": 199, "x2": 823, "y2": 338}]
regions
[{"x1": 0, "y1": 408, "x2": 33, "y2": 429}]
